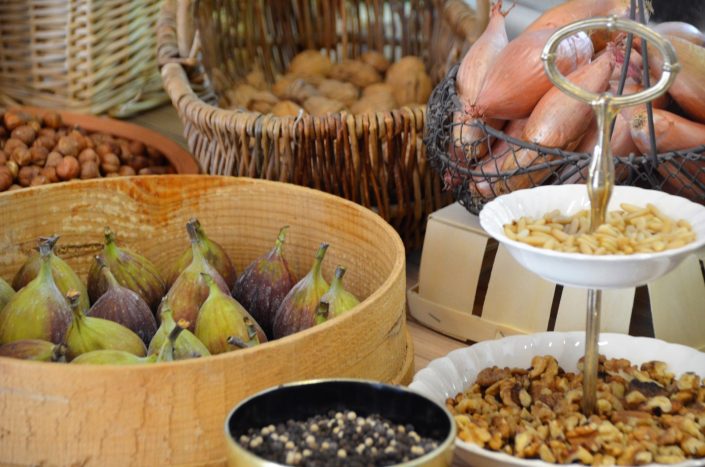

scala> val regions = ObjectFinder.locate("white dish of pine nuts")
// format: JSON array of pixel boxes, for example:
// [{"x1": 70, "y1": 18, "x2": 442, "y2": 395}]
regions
[
  {"x1": 479, "y1": 185, "x2": 705, "y2": 289},
  {"x1": 410, "y1": 332, "x2": 705, "y2": 467}
]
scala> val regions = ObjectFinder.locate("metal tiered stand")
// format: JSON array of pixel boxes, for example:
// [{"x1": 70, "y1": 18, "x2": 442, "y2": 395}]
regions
[{"x1": 480, "y1": 16, "x2": 693, "y2": 416}]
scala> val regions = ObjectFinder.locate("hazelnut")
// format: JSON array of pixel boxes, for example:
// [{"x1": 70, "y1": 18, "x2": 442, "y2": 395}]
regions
[
  {"x1": 11, "y1": 147, "x2": 32, "y2": 167},
  {"x1": 3, "y1": 138, "x2": 28, "y2": 157},
  {"x1": 80, "y1": 160, "x2": 100, "y2": 179},
  {"x1": 6, "y1": 160, "x2": 19, "y2": 178},
  {"x1": 105, "y1": 172, "x2": 120, "y2": 178},
  {"x1": 37, "y1": 128, "x2": 57, "y2": 140},
  {"x1": 30, "y1": 174, "x2": 48, "y2": 187},
  {"x1": 100, "y1": 153, "x2": 121, "y2": 174},
  {"x1": 18, "y1": 165, "x2": 40, "y2": 187},
  {"x1": 0, "y1": 150, "x2": 7, "y2": 165},
  {"x1": 78, "y1": 148, "x2": 99, "y2": 165},
  {"x1": 33, "y1": 135, "x2": 57, "y2": 151},
  {"x1": 56, "y1": 156, "x2": 80, "y2": 180},
  {"x1": 56, "y1": 136, "x2": 79, "y2": 157},
  {"x1": 3, "y1": 110, "x2": 29, "y2": 131},
  {"x1": 68, "y1": 130, "x2": 87, "y2": 151},
  {"x1": 0, "y1": 166, "x2": 13, "y2": 191},
  {"x1": 45, "y1": 151, "x2": 63, "y2": 168},
  {"x1": 30, "y1": 146, "x2": 49, "y2": 166},
  {"x1": 118, "y1": 165, "x2": 136, "y2": 176},
  {"x1": 41, "y1": 166, "x2": 59, "y2": 183},
  {"x1": 130, "y1": 156, "x2": 150, "y2": 171},
  {"x1": 95, "y1": 142, "x2": 117, "y2": 157},
  {"x1": 28, "y1": 119, "x2": 42, "y2": 133},
  {"x1": 42, "y1": 112, "x2": 63, "y2": 129},
  {"x1": 146, "y1": 145, "x2": 161, "y2": 159},
  {"x1": 128, "y1": 140, "x2": 146, "y2": 156},
  {"x1": 11, "y1": 125, "x2": 36, "y2": 145}
]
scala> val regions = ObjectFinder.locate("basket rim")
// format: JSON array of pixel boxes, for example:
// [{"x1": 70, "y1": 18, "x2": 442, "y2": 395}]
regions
[{"x1": 156, "y1": 0, "x2": 484, "y2": 132}]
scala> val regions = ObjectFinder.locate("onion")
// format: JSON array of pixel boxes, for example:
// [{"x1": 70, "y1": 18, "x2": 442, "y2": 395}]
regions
[{"x1": 652, "y1": 22, "x2": 705, "y2": 47}]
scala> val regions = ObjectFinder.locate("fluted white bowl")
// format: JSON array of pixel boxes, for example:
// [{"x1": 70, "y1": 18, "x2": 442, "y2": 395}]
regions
[
  {"x1": 409, "y1": 332, "x2": 705, "y2": 467},
  {"x1": 479, "y1": 185, "x2": 705, "y2": 288}
]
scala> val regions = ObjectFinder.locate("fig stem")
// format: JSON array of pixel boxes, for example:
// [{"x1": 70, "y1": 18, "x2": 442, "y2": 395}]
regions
[
  {"x1": 311, "y1": 243, "x2": 329, "y2": 276},
  {"x1": 200, "y1": 272, "x2": 218, "y2": 292},
  {"x1": 186, "y1": 219, "x2": 200, "y2": 244},
  {"x1": 334, "y1": 266, "x2": 346, "y2": 281},
  {"x1": 66, "y1": 289, "x2": 84, "y2": 323},
  {"x1": 274, "y1": 226, "x2": 289, "y2": 253},
  {"x1": 39, "y1": 235, "x2": 60, "y2": 251},
  {"x1": 52, "y1": 343, "x2": 67, "y2": 362},
  {"x1": 315, "y1": 300, "x2": 330, "y2": 325},
  {"x1": 38, "y1": 236, "x2": 57, "y2": 259},
  {"x1": 103, "y1": 227, "x2": 115, "y2": 244},
  {"x1": 227, "y1": 336, "x2": 248, "y2": 349}
]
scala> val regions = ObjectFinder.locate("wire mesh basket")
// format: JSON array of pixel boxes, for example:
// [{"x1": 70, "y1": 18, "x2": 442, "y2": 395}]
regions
[{"x1": 425, "y1": 29, "x2": 705, "y2": 215}]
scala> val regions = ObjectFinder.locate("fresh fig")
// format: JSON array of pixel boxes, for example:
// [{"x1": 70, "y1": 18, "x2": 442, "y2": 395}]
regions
[
  {"x1": 64, "y1": 290, "x2": 147, "y2": 360},
  {"x1": 72, "y1": 319, "x2": 188, "y2": 365},
  {"x1": 158, "y1": 221, "x2": 229, "y2": 331},
  {"x1": 0, "y1": 278, "x2": 14, "y2": 310},
  {"x1": 232, "y1": 226, "x2": 296, "y2": 338},
  {"x1": 196, "y1": 273, "x2": 265, "y2": 354},
  {"x1": 88, "y1": 227, "x2": 165, "y2": 311},
  {"x1": 165, "y1": 218, "x2": 237, "y2": 290},
  {"x1": 12, "y1": 236, "x2": 89, "y2": 312},
  {"x1": 148, "y1": 300, "x2": 210, "y2": 359},
  {"x1": 0, "y1": 240, "x2": 73, "y2": 344},
  {"x1": 0, "y1": 339, "x2": 67, "y2": 362},
  {"x1": 272, "y1": 243, "x2": 330, "y2": 338},
  {"x1": 320, "y1": 266, "x2": 360, "y2": 318},
  {"x1": 87, "y1": 255, "x2": 157, "y2": 344},
  {"x1": 226, "y1": 318, "x2": 260, "y2": 349}
]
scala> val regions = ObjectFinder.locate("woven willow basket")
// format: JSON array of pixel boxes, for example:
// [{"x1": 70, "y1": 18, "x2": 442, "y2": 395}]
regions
[
  {"x1": 0, "y1": 1, "x2": 168, "y2": 117},
  {"x1": 158, "y1": 0, "x2": 490, "y2": 248}
]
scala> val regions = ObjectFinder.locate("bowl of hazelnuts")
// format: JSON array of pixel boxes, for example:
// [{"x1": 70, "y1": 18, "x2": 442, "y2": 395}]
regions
[{"x1": 0, "y1": 107, "x2": 199, "y2": 191}]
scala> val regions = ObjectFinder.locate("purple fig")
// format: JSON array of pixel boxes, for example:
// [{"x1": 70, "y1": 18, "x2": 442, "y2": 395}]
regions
[
  {"x1": 272, "y1": 243, "x2": 329, "y2": 338},
  {"x1": 88, "y1": 227, "x2": 165, "y2": 311},
  {"x1": 232, "y1": 226, "x2": 296, "y2": 338},
  {"x1": 87, "y1": 256, "x2": 158, "y2": 344},
  {"x1": 158, "y1": 221, "x2": 229, "y2": 331},
  {"x1": 165, "y1": 218, "x2": 237, "y2": 290}
]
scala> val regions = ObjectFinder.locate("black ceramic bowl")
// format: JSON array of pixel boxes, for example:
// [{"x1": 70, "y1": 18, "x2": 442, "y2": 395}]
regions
[{"x1": 224, "y1": 379, "x2": 456, "y2": 466}]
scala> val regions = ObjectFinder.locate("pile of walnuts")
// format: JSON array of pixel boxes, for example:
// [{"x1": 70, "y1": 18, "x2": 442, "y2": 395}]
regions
[
  {"x1": 0, "y1": 109, "x2": 176, "y2": 192},
  {"x1": 223, "y1": 50, "x2": 432, "y2": 117},
  {"x1": 448, "y1": 355, "x2": 705, "y2": 465}
]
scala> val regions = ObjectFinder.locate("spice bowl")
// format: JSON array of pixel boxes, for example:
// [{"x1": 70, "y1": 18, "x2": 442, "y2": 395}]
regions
[{"x1": 225, "y1": 379, "x2": 456, "y2": 466}]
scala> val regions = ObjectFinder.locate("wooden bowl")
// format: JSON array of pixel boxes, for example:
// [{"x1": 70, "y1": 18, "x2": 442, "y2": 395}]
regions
[
  {"x1": 0, "y1": 175, "x2": 411, "y2": 466},
  {"x1": 18, "y1": 106, "x2": 199, "y2": 174}
]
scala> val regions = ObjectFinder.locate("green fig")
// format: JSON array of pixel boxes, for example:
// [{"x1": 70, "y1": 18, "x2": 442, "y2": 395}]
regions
[
  {"x1": 196, "y1": 273, "x2": 265, "y2": 354},
  {"x1": 0, "y1": 277, "x2": 15, "y2": 311},
  {"x1": 165, "y1": 218, "x2": 237, "y2": 290},
  {"x1": 232, "y1": 226, "x2": 296, "y2": 338},
  {"x1": 0, "y1": 240, "x2": 73, "y2": 344},
  {"x1": 87, "y1": 256, "x2": 157, "y2": 344},
  {"x1": 320, "y1": 266, "x2": 360, "y2": 318},
  {"x1": 0, "y1": 339, "x2": 67, "y2": 362},
  {"x1": 12, "y1": 236, "x2": 89, "y2": 312},
  {"x1": 87, "y1": 227, "x2": 165, "y2": 311},
  {"x1": 64, "y1": 290, "x2": 146, "y2": 360},
  {"x1": 158, "y1": 221, "x2": 230, "y2": 331},
  {"x1": 226, "y1": 318, "x2": 260, "y2": 349},
  {"x1": 272, "y1": 243, "x2": 330, "y2": 338},
  {"x1": 72, "y1": 319, "x2": 189, "y2": 365},
  {"x1": 314, "y1": 299, "x2": 330, "y2": 326},
  {"x1": 148, "y1": 301, "x2": 210, "y2": 360}
]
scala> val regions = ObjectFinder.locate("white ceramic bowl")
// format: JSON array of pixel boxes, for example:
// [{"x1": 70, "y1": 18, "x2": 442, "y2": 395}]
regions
[
  {"x1": 479, "y1": 185, "x2": 705, "y2": 288},
  {"x1": 409, "y1": 332, "x2": 705, "y2": 467}
]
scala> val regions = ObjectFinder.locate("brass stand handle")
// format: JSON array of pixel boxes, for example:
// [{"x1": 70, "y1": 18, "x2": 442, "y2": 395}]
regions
[{"x1": 539, "y1": 16, "x2": 679, "y2": 416}]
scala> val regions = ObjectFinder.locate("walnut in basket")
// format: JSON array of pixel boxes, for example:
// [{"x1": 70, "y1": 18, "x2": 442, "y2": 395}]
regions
[
  {"x1": 272, "y1": 100, "x2": 303, "y2": 117},
  {"x1": 318, "y1": 79, "x2": 359, "y2": 107},
  {"x1": 272, "y1": 74, "x2": 320, "y2": 102},
  {"x1": 385, "y1": 56, "x2": 432, "y2": 106},
  {"x1": 303, "y1": 96, "x2": 346, "y2": 116},
  {"x1": 329, "y1": 60, "x2": 381, "y2": 88},
  {"x1": 289, "y1": 50, "x2": 333, "y2": 79},
  {"x1": 360, "y1": 51, "x2": 391, "y2": 74},
  {"x1": 350, "y1": 93, "x2": 396, "y2": 115}
]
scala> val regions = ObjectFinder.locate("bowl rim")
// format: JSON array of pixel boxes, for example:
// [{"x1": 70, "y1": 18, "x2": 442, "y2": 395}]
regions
[
  {"x1": 411, "y1": 331, "x2": 705, "y2": 467},
  {"x1": 479, "y1": 184, "x2": 705, "y2": 262},
  {"x1": 0, "y1": 175, "x2": 407, "y2": 373},
  {"x1": 223, "y1": 377, "x2": 457, "y2": 467}
]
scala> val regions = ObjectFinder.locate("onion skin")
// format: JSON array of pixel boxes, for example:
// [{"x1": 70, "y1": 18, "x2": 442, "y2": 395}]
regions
[
  {"x1": 472, "y1": 29, "x2": 593, "y2": 120},
  {"x1": 652, "y1": 22, "x2": 705, "y2": 47}
]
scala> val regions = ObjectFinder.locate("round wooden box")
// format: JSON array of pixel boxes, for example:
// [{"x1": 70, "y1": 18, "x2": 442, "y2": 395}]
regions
[{"x1": 0, "y1": 175, "x2": 412, "y2": 466}]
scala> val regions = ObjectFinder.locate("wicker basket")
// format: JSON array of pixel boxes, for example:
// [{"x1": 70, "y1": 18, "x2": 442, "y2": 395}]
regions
[
  {"x1": 157, "y1": 0, "x2": 490, "y2": 248},
  {"x1": 0, "y1": 1, "x2": 168, "y2": 117}
]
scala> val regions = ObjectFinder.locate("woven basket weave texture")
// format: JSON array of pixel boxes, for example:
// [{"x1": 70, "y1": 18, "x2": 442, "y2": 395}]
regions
[
  {"x1": 0, "y1": 0, "x2": 168, "y2": 117},
  {"x1": 158, "y1": 0, "x2": 490, "y2": 248}
]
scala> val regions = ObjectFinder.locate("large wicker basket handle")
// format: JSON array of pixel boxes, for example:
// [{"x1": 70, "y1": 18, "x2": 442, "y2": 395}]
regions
[{"x1": 443, "y1": 0, "x2": 490, "y2": 42}]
